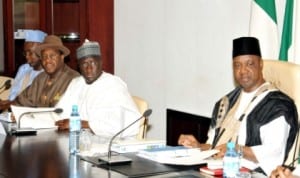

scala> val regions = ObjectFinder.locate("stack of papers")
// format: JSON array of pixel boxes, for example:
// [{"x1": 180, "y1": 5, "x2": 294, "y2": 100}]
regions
[
  {"x1": 111, "y1": 139, "x2": 166, "y2": 153},
  {"x1": 206, "y1": 159, "x2": 223, "y2": 169},
  {"x1": 79, "y1": 139, "x2": 166, "y2": 157},
  {"x1": 79, "y1": 143, "x2": 109, "y2": 157},
  {"x1": 137, "y1": 146, "x2": 219, "y2": 165},
  {"x1": 10, "y1": 105, "x2": 61, "y2": 129}
]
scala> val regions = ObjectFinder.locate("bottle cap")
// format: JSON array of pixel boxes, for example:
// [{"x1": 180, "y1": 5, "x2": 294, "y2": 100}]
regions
[{"x1": 227, "y1": 142, "x2": 235, "y2": 149}]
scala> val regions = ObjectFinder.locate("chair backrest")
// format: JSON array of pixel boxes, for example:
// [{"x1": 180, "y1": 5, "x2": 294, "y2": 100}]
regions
[
  {"x1": 0, "y1": 76, "x2": 14, "y2": 100},
  {"x1": 132, "y1": 95, "x2": 149, "y2": 140},
  {"x1": 262, "y1": 59, "x2": 300, "y2": 165}
]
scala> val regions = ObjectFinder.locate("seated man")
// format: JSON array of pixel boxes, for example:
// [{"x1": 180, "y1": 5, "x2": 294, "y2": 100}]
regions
[
  {"x1": 178, "y1": 37, "x2": 298, "y2": 176},
  {"x1": 9, "y1": 30, "x2": 47, "y2": 100},
  {"x1": 0, "y1": 30, "x2": 46, "y2": 110},
  {"x1": 55, "y1": 39, "x2": 140, "y2": 138},
  {"x1": 0, "y1": 35, "x2": 80, "y2": 110}
]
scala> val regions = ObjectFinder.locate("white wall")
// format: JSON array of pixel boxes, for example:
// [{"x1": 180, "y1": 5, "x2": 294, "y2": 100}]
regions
[{"x1": 114, "y1": 0, "x2": 276, "y2": 139}]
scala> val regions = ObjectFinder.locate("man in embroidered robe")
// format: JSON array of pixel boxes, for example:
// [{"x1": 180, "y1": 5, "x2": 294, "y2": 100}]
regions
[
  {"x1": 54, "y1": 39, "x2": 140, "y2": 138},
  {"x1": 178, "y1": 37, "x2": 298, "y2": 176},
  {"x1": 10, "y1": 35, "x2": 79, "y2": 108}
]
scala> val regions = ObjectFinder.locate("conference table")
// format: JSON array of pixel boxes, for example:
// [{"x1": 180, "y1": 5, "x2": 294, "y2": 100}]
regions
[{"x1": 0, "y1": 122, "x2": 207, "y2": 178}]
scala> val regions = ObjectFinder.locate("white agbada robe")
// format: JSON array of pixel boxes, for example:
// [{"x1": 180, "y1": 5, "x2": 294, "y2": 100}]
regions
[
  {"x1": 55, "y1": 72, "x2": 141, "y2": 139},
  {"x1": 206, "y1": 84, "x2": 290, "y2": 176}
]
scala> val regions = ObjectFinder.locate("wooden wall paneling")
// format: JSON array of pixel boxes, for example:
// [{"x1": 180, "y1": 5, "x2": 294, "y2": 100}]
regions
[
  {"x1": 40, "y1": 0, "x2": 53, "y2": 33},
  {"x1": 87, "y1": 0, "x2": 114, "y2": 74},
  {"x1": 79, "y1": 0, "x2": 87, "y2": 43},
  {"x1": 24, "y1": 2, "x2": 40, "y2": 29},
  {"x1": 2, "y1": 0, "x2": 114, "y2": 75},
  {"x1": 45, "y1": 1, "x2": 84, "y2": 71},
  {"x1": 2, "y1": 0, "x2": 14, "y2": 77},
  {"x1": 53, "y1": 3, "x2": 80, "y2": 34}
]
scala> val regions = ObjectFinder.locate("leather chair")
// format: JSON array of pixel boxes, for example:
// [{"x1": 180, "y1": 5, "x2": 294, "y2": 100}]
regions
[
  {"x1": 263, "y1": 59, "x2": 300, "y2": 165},
  {"x1": 132, "y1": 95, "x2": 149, "y2": 140},
  {"x1": 0, "y1": 76, "x2": 14, "y2": 100}
]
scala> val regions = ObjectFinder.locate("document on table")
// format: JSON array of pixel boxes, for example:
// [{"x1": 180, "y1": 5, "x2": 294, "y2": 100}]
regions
[
  {"x1": 10, "y1": 105, "x2": 61, "y2": 129},
  {"x1": 0, "y1": 122, "x2": 6, "y2": 135},
  {"x1": 0, "y1": 112, "x2": 12, "y2": 122},
  {"x1": 137, "y1": 146, "x2": 220, "y2": 165},
  {"x1": 79, "y1": 143, "x2": 109, "y2": 157}
]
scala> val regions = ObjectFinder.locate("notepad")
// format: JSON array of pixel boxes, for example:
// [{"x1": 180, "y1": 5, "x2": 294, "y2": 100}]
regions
[
  {"x1": 199, "y1": 166, "x2": 250, "y2": 176},
  {"x1": 199, "y1": 166, "x2": 223, "y2": 176}
]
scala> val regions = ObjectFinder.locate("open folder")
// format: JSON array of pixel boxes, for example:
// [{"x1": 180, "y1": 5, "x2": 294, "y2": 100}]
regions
[{"x1": 11, "y1": 105, "x2": 61, "y2": 129}]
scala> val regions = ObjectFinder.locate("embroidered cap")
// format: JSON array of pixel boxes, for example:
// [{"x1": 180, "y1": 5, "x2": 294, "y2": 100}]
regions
[
  {"x1": 25, "y1": 30, "x2": 47, "y2": 43},
  {"x1": 232, "y1": 37, "x2": 261, "y2": 58},
  {"x1": 76, "y1": 39, "x2": 101, "y2": 60}
]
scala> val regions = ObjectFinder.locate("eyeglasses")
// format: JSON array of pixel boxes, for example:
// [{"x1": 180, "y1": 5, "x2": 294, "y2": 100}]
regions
[{"x1": 41, "y1": 53, "x2": 60, "y2": 61}]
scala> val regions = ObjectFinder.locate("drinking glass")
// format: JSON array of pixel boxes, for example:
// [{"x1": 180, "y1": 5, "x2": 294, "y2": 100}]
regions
[{"x1": 79, "y1": 128, "x2": 93, "y2": 152}]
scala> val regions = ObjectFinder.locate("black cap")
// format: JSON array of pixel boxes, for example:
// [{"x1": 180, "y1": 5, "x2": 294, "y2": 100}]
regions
[{"x1": 232, "y1": 37, "x2": 261, "y2": 58}]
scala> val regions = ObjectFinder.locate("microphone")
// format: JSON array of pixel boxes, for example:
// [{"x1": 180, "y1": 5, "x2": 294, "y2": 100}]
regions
[
  {"x1": 99, "y1": 108, "x2": 152, "y2": 165},
  {"x1": 0, "y1": 80, "x2": 11, "y2": 90},
  {"x1": 0, "y1": 80, "x2": 12, "y2": 95},
  {"x1": 11, "y1": 108, "x2": 63, "y2": 136}
]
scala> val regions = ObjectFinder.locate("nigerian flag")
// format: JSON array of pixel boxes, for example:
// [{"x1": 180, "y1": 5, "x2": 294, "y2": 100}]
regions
[
  {"x1": 249, "y1": 0, "x2": 279, "y2": 59},
  {"x1": 279, "y1": 0, "x2": 300, "y2": 64}
]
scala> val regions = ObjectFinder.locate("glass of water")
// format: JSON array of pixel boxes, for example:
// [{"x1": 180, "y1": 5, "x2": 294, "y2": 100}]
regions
[{"x1": 79, "y1": 128, "x2": 93, "y2": 152}]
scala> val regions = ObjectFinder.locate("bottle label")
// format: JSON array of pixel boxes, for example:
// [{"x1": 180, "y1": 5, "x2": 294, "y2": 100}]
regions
[
  {"x1": 70, "y1": 116, "x2": 81, "y2": 132},
  {"x1": 223, "y1": 156, "x2": 239, "y2": 178}
]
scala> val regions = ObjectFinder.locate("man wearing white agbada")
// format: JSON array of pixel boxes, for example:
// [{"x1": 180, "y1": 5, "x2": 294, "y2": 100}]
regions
[
  {"x1": 178, "y1": 37, "x2": 298, "y2": 176},
  {"x1": 55, "y1": 39, "x2": 140, "y2": 138}
]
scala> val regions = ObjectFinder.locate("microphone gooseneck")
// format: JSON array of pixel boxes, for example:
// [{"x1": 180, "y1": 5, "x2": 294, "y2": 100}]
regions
[
  {"x1": 0, "y1": 80, "x2": 11, "y2": 90},
  {"x1": 12, "y1": 108, "x2": 63, "y2": 136},
  {"x1": 4, "y1": 83, "x2": 11, "y2": 90},
  {"x1": 4, "y1": 80, "x2": 11, "y2": 89},
  {"x1": 0, "y1": 80, "x2": 12, "y2": 95},
  {"x1": 17, "y1": 108, "x2": 63, "y2": 129},
  {"x1": 105, "y1": 109, "x2": 152, "y2": 164}
]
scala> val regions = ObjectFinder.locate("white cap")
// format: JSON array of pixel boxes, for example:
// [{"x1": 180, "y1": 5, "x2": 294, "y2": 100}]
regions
[{"x1": 25, "y1": 30, "x2": 47, "y2": 43}]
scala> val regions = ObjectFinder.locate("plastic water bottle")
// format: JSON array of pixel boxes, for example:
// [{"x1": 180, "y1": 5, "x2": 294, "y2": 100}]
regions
[
  {"x1": 69, "y1": 105, "x2": 81, "y2": 154},
  {"x1": 69, "y1": 154, "x2": 80, "y2": 178},
  {"x1": 223, "y1": 142, "x2": 240, "y2": 178}
]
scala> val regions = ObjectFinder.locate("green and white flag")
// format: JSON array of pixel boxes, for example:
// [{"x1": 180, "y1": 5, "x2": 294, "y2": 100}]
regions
[
  {"x1": 279, "y1": 0, "x2": 300, "y2": 64},
  {"x1": 249, "y1": 0, "x2": 279, "y2": 59}
]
